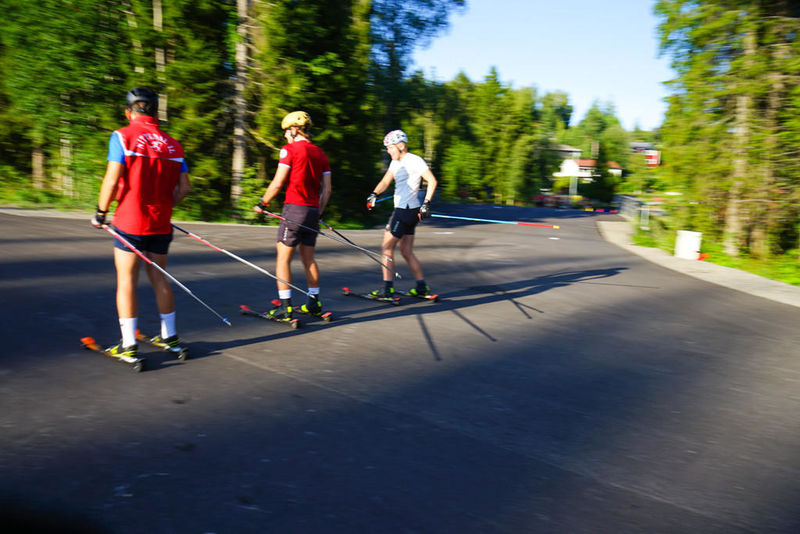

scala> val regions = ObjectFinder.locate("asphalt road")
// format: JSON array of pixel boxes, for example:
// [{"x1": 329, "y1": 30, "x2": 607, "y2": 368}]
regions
[{"x1": 1, "y1": 205, "x2": 799, "y2": 533}]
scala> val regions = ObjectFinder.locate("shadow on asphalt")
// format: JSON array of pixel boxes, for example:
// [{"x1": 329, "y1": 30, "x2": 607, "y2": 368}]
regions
[{"x1": 2, "y1": 211, "x2": 797, "y2": 533}]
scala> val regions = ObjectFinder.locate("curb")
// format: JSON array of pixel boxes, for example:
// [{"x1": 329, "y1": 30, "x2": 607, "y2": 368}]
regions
[{"x1": 597, "y1": 220, "x2": 800, "y2": 310}]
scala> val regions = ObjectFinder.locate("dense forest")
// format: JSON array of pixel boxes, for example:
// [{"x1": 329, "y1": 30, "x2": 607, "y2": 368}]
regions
[
  {"x1": 2, "y1": 0, "x2": 799, "y2": 264},
  {"x1": 654, "y1": 0, "x2": 800, "y2": 261}
]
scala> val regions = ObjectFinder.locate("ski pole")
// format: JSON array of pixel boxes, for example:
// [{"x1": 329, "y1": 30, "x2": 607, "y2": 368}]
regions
[
  {"x1": 103, "y1": 225, "x2": 231, "y2": 326},
  {"x1": 171, "y1": 223, "x2": 311, "y2": 296},
  {"x1": 319, "y1": 219, "x2": 401, "y2": 279},
  {"x1": 262, "y1": 210, "x2": 400, "y2": 279},
  {"x1": 430, "y1": 213, "x2": 560, "y2": 229}
]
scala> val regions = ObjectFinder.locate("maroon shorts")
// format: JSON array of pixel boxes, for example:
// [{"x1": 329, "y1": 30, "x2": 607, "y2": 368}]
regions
[{"x1": 278, "y1": 204, "x2": 319, "y2": 247}]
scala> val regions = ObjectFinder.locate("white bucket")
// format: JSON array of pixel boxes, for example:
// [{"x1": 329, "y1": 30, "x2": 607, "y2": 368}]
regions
[{"x1": 674, "y1": 230, "x2": 702, "y2": 260}]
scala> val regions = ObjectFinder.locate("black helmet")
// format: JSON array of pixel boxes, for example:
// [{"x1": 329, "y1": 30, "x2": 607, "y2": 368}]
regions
[{"x1": 126, "y1": 87, "x2": 158, "y2": 116}]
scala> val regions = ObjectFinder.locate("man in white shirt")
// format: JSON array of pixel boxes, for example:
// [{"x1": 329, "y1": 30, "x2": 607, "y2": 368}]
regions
[{"x1": 366, "y1": 129, "x2": 438, "y2": 298}]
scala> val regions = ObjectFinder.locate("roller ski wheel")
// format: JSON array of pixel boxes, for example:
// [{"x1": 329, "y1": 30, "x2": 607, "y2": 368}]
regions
[
  {"x1": 239, "y1": 305, "x2": 301, "y2": 329},
  {"x1": 342, "y1": 287, "x2": 401, "y2": 306},
  {"x1": 80, "y1": 336, "x2": 146, "y2": 372},
  {"x1": 135, "y1": 330, "x2": 190, "y2": 361}
]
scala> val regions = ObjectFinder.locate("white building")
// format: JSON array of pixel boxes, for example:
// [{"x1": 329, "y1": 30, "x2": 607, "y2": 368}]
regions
[
  {"x1": 553, "y1": 159, "x2": 622, "y2": 196},
  {"x1": 553, "y1": 159, "x2": 622, "y2": 180}
]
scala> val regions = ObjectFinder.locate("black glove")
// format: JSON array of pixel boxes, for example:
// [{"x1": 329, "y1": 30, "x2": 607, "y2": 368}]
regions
[
  {"x1": 366, "y1": 193, "x2": 377, "y2": 210},
  {"x1": 419, "y1": 200, "x2": 432, "y2": 219},
  {"x1": 91, "y1": 206, "x2": 107, "y2": 228},
  {"x1": 254, "y1": 200, "x2": 268, "y2": 213}
]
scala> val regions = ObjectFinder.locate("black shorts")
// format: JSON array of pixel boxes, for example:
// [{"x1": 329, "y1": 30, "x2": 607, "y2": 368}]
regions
[
  {"x1": 112, "y1": 226, "x2": 173, "y2": 255},
  {"x1": 278, "y1": 204, "x2": 319, "y2": 247},
  {"x1": 386, "y1": 207, "x2": 420, "y2": 238}
]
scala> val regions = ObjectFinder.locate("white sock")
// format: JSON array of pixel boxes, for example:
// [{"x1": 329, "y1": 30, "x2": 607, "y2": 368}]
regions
[
  {"x1": 278, "y1": 289, "x2": 292, "y2": 300},
  {"x1": 160, "y1": 311, "x2": 176, "y2": 339},
  {"x1": 308, "y1": 287, "x2": 320, "y2": 297},
  {"x1": 119, "y1": 317, "x2": 137, "y2": 348}
]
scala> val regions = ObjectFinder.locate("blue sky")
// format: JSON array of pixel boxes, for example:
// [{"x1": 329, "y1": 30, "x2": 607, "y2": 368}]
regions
[{"x1": 412, "y1": 0, "x2": 673, "y2": 131}]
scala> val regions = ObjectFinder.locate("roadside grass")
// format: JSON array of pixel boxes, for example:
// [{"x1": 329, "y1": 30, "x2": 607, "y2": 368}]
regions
[
  {"x1": 634, "y1": 222, "x2": 800, "y2": 287},
  {"x1": 702, "y1": 242, "x2": 800, "y2": 286}
]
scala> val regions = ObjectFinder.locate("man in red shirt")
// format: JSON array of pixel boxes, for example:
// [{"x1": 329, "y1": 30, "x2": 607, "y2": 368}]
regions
[
  {"x1": 254, "y1": 111, "x2": 332, "y2": 319},
  {"x1": 92, "y1": 87, "x2": 191, "y2": 358}
]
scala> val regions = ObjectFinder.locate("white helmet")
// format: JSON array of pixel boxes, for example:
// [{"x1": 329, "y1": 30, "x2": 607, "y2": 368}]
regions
[{"x1": 383, "y1": 129, "x2": 408, "y2": 147}]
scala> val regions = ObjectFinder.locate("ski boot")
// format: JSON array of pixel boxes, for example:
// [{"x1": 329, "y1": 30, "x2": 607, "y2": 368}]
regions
[
  {"x1": 267, "y1": 300, "x2": 294, "y2": 321},
  {"x1": 298, "y1": 297, "x2": 333, "y2": 322},
  {"x1": 143, "y1": 333, "x2": 190, "y2": 361},
  {"x1": 82, "y1": 337, "x2": 145, "y2": 372},
  {"x1": 299, "y1": 297, "x2": 323, "y2": 316},
  {"x1": 403, "y1": 284, "x2": 439, "y2": 302},
  {"x1": 368, "y1": 286, "x2": 396, "y2": 299},
  {"x1": 107, "y1": 342, "x2": 139, "y2": 359},
  {"x1": 406, "y1": 285, "x2": 431, "y2": 297},
  {"x1": 149, "y1": 334, "x2": 181, "y2": 349}
]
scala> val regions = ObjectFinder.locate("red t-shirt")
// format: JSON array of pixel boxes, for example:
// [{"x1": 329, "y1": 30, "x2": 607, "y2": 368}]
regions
[
  {"x1": 112, "y1": 115, "x2": 185, "y2": 234},
  {"x1": 278, "y1": 140, "x2": 331, "y2": 207}
]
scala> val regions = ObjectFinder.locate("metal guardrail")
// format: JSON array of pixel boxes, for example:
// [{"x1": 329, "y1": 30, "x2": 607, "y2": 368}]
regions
[
  {"x1": 615, "y1": 195, "x2": 643, "y2": 221},
  {"x1": 615, "y1": 195, "x2": 650, "y2": 230}
]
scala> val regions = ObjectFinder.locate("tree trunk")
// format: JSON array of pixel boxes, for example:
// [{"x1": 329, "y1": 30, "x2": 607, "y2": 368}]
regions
[
  {"x1": 153, "y1": 0, "x2": 167, "y2": 122},
  {"x1": 230, "y1": 0, "x2": 249, "y2": 208},
  {"x1": 31, "y1": 145, "x2": 45, "y2": 190},
  {"x1": 722, "y1": 104, "x2": 747, "y2": 257},
  {"x1": 423, "y1": 109, "x2": 436, "y2": 164},
  {"x1": 751, "y1": 67, "x2": 784, "y2": 258},
  {"x1": 58, "y1": 136, "x2": 74, "y2": 197},
  {"x1": 722, "y1": 27, "x2": 755, "y2": 257},
  {"x1": 123, "y1": 1, "x2": 145, "y2": 74}
]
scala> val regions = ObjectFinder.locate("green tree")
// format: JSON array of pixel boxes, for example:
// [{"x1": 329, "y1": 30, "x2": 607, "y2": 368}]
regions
[
  {"x1": 156, "y1": 0, "x2": 234, "y2": 221},
  {"x1": 2, "y1": 0, "x2": 125, "y2": 196},
  {"x1": 540, "y1": 91, "x2": 573, "y2": 134},
  {"x1": 248, "y1": 0, "x2": 373, "y2": 223},
  {"x1": 581, "y1": 141, "x2": 618, "y2": 203},
  {"x1": 0, "y1": 36, "x2": 31, "y2": 184},
  {"x1": 370, "y1": 0, "x2": 465, "y2": 129},
  {"x1": 656, "y1": 0, "x2": 800, "y2": 258}
]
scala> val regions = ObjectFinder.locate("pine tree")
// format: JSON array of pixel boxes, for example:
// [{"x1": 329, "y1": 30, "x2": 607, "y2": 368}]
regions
[
  {"x1": 655, "y1": 0, "x2": 800, "y2": 258},
  {"x1": 248, "y1": 0, "x2": 373, "y2": 222},
  {"x1": 370, "y1": 0, "x2": 465, "y2": 129},
  {"x1": 2, "y1": 0, "x2": 125, "y2": 196}
]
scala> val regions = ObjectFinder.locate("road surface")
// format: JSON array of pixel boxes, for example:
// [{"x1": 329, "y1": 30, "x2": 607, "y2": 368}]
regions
[{"x1": 1, "y1": 205, "x2": 799, "y2": 533}]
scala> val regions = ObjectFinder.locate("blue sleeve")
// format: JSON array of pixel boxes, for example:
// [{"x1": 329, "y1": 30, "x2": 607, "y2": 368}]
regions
[
  {"x1": 107, "y1": 132, "x2": 125, "y2": 164},
  {"x1": 107, "y1": 131, "x2": 188, "y2": 172}
]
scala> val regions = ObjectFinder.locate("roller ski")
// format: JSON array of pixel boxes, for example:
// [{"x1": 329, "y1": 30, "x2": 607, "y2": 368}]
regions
[
  {"x1": 294, "y1": 298, "x2": 333, "y2": 322},
  {"x1": 399, "y1": 285, "x2": 439, "y2": 302},
  {"x1": 240, "y1": 302, "x2": 301, "y2": 329},
  {"x1": 135, "y1": 330, "x2": 189, "y2": 361},
  {"x1": 80, "y1": 337, "x2": 146, "y2": 373},
  {"x1": 342, "y1": 286, "x2": 401, "y2": 306}
]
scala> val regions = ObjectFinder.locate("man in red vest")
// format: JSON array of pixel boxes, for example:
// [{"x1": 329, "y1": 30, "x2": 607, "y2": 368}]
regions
[{"x1": 92, "y1": 87, "x2": 191, "y2": 358}]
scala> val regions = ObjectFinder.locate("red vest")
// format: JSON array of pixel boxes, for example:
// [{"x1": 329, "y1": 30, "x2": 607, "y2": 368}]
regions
[
  {"x1": 112, "y1": 115, "x2": 184, "y2": 234},
  {"x1": 278, "y1": 140, "x2": 330, "y2": 207}
]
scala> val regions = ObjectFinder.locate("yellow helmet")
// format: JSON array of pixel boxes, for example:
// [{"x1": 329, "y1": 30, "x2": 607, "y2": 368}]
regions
[{"x1": 281, "y1": 111, "x2": 312, "y2": 130}]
